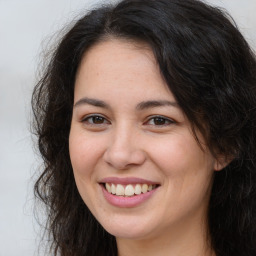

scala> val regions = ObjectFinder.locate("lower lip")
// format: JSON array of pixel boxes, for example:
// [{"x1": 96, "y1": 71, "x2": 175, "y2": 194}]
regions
[{"x1": 101, "y1": 185, "x2": 159, "y2": 208}]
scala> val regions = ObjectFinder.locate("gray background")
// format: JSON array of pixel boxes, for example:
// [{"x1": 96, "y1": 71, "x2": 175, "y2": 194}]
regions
[{"x1": 0, "y1": 1, "x2": 255, "y2": 255}]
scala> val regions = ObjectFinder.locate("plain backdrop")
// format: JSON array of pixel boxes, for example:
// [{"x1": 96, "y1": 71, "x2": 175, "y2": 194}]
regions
[{"x1": 0, "y1": 1, "x2": 255, "y2": 255}]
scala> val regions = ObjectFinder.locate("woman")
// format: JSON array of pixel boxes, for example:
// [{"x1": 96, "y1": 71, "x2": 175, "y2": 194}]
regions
[{"x1": 32, "y1": 0, "x2": 256, "y2": 255}]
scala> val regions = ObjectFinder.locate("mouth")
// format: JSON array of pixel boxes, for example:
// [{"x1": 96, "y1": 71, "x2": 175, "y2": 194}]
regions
[
  {"x1": 99, "y1": 177, "x2": 160, "y2": 208},
  {"x1": 99, "y1": 177, "x2": 160, "y2": 207},
  {"x1": 102, "y1": 183, "x2": 159, "y2": 197}
]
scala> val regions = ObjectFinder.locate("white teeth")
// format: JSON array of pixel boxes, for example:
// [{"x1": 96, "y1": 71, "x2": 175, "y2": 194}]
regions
[
  {"x1": 134, "y1": 184, "x2": 142, "y2": 195},
  {"x1": 105, "y1": 183, "x2": 157, "y2": 196},
  {"x1": 142, "y1": 184, "x2": 148, "y2": 193},
  {"x1": 111, "y1": 184, "x2": 116, "y2": 194},
  {"x1": 106, "y1": 183, "x2": 111, "y2": 193},
  {"x1": 116, "y1": 184, "x2": 125, "y2": 196},
  {"x1": 125, "y1": 185, "x2": 135, "y2": 196}
]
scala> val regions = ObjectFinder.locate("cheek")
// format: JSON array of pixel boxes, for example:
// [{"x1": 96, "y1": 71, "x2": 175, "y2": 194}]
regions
[
  {"x1": 148, "y1": 132, "x2": 214, "y2": 175},
  {"x1": 147, "y1": 133, "x2": 214, "y2": 204},
  {"x1": 69, "y1": 130, "x2": 103, "y2": 206},
  {"x1": 69, "y1": 129, "x2": 104, "y2": 177}
]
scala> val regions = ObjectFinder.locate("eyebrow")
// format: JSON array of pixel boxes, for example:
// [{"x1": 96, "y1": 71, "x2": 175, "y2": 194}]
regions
[
  {"x1": 73, "y1": 97, "x2": 178, "y2": 110},
  {"x1": 136, "y1": 100, "x2": 179, "y2": 110},
  {"x1": 74, "y1": 97, "x2": 110, "y2": 109}
]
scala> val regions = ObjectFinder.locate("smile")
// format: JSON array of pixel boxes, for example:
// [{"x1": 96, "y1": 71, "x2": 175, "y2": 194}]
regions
[
  {"x1": 105, "y1": 183, "x2": 158, "y2": 196},
  {"x1": 99, "y1": 177, "x2": 160, "y2": 208}
]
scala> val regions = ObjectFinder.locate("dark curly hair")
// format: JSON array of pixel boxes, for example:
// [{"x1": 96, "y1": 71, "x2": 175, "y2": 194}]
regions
[{"x1": 32, "y1": 0, "x2": 256, "y2": 255}]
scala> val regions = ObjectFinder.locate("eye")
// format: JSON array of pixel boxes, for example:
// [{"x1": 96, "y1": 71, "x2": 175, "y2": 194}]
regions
[
  {"x1": 145, "y1": 116, "x2": 175, "y2": 126},
  {"x1": 82, "y1": 115, "x2": 110, "y2": 125}
]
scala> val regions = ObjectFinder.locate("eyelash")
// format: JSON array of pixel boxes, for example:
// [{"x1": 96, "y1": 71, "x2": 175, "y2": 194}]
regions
[
  {"x1": 144, "y1": 115, "x2": 175, "y2": 126},
  {"x1": 81, "y1": 114, "x2": 175, "y2": 127},
  {"x1": 81, "y1": 114, "x2": 110, "y2": 126}
]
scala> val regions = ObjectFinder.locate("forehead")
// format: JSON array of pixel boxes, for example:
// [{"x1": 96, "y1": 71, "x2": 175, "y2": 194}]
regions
[
  {"x1": 77, "y1": 39, "x2": 156, "y2": 80},
  {"x1": 74, "y1": 38, "x2": 173, "y2": 100},
  {"x1": 81, "y1": 38, "x2": 154, "y2": 64}
]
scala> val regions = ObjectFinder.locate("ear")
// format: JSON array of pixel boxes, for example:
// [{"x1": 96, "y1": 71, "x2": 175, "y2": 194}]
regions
[{"x1": 214, "y1": 155, "x2": 233, "y2": 171}]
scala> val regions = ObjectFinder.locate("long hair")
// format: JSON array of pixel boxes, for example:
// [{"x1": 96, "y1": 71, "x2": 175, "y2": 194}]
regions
[{"x1": 32, "y1": 0, "x2": 256, "y2": 255}]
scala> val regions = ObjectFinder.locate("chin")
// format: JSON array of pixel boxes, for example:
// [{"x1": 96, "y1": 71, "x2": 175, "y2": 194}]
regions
[
  {"x1": 107, "y1": 226, "x2": 151, "y2": 240},
  {"x1": 98, "y1": 215, "x2": 156, "y2": 239}
]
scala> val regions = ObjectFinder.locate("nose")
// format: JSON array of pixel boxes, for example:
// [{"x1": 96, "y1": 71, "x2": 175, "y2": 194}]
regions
[{"x1": 103, "y1": 127, "x2": 146, "y2": 170}]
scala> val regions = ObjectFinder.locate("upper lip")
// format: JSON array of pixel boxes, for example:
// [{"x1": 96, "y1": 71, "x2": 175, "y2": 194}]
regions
[{"x1": 99, "y1": 177, "x2": 160, "y2": 185}]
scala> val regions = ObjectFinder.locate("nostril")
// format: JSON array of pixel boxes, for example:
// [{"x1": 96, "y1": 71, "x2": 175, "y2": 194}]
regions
[{"x1": 103, "y1": 146, "x2": 146, "y2": 170}]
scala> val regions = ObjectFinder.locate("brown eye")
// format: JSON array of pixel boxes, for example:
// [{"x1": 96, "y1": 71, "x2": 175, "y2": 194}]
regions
[
  {"x1": 91, "y1": 116, "x2": 105, "y2": 124},
  {"x1": 152, "y1": 117, "x2": 167, "y2": 125},
  {"x1": 146, "y1": 116, "x2": 174, "y2": 126},
  {"x1": 82, "y1": 115, "x2": 110, "y2": 125}
]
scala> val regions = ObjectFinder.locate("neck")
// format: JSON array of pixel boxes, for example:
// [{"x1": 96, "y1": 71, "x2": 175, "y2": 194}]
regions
[{"x1": 116, "y1": 213, "x2": 215, "y2": 256}]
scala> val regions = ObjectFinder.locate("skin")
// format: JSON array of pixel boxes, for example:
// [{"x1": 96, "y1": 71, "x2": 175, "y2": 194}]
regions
[{"x1": 69, "y1": 39, "x2": 222, "y2": 256}]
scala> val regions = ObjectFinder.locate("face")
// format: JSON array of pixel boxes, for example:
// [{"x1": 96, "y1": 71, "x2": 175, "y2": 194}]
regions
[{"x1": 69, "y1": 39, "x2": 219, "y2": 241}]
